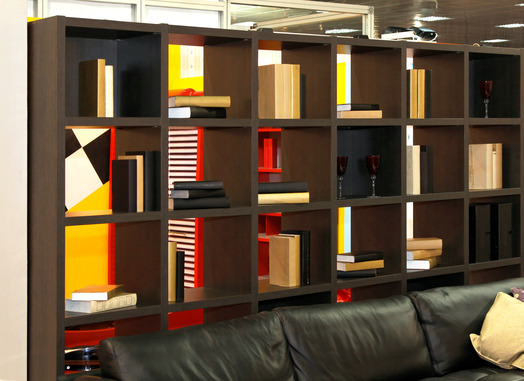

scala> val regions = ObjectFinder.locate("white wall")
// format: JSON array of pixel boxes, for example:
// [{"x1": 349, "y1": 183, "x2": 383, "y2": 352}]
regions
[{"x1": 0, "y1": 2, "x2": 27, "y2": 381}]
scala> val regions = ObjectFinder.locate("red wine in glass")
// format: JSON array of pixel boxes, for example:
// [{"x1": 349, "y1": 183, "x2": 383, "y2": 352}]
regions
[
  {"x1": 479, "y1": 80, "x2": 493, "y2": 118},
  {"x1": 365, "y1": 155, "x2": 381, "y2": 197},
  {"x1": 337, "y1": 156, "x2": 348, "y2": 199}
]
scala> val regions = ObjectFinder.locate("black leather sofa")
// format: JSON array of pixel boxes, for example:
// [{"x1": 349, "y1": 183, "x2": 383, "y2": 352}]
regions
[{"x1": 59, "y1": 277, "x2": 524, "y2": 381}]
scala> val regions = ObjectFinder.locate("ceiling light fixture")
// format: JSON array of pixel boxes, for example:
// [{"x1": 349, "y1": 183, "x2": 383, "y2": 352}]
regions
[
  {"x1": 496, "y1": 23, "x2": 524, "y2": 28},
  {"x1": 515, "y1": 3, "x2": 524, "y2": 6},
  {"x1": 414, "y1": 16, "x2": 452, "y2": 22},
  {"x1": 325, "y1": 28, "x2": 360, "y2": 34},
  {"x1": 481, "y1": 39, "x2": 510, "y2": 43}
]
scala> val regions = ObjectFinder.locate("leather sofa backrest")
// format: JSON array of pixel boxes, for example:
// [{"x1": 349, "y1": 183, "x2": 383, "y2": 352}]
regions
[
  {"x1": 275, "y1": 294, "x2": 434, "y2": 381},
  {"x1": 98, "y1": 311, "x2": 295, "y2": 381},
  {"x1": 409, "y1": 277, "x2": 524, "y2": 376}
]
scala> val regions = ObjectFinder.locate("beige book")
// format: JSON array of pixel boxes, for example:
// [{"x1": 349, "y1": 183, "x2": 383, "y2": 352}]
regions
[
  {"x1": 417, "y1": 69, "x2": 426, "y2": 118},
  {"x1": 469, "y1": 143, "x2": 502, "y2": 190},
  {"x1": 258, "y1": 192, "x2": 309, "y2": 205},
  {"x1": 118, "y1": 155, "x2": 144, "y2": 212},
  {"x1": 492, "y1": 143, "x2": 502, "y2": 189},
  {"x1": 79, "y1": 58, "x2": 106, "y2": 117},
  {"x1": 337, "y1": 259, "x2": 385, "y2": 271},
  {"x1": 105, "y1": 65, "x2": 114, "y2": 117},
  {"x1": 269, "y1": 234, "x2": 301, "y2": 287},
  {"x1": 259, "y1": 64, "x2": 300, "y2": 119},
  {"x1": 337, "y1": 110, "x2": 383, "y2": 119},
  {"x1": 407, "y1": 237, "x2": 443, "y2": 250},
  {"x1": 406, "y1": 145, "x2": 421, "y2": 195},
  {"x1": 408, "y1": 69, "x2": 418, "y2": 118},
  {"x1": 168, "y1": 241, "x2": 177, "y2": 302},
  {"x1": 407, "y1": 249, "x2": 442, "y2": 260},
  {"x1": 168, "y1": 95, "x2": 231, "y2": 108}
]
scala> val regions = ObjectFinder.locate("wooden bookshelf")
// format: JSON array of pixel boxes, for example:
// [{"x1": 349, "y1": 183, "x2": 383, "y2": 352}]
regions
[{"x1": 28, "y1": 16, "x2": 523, "y2": 380}]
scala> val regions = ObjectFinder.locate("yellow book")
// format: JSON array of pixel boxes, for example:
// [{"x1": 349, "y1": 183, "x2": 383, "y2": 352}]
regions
[
  {"x1": 269, "y1": 234, "x2": 301, "y2": 287},
  {"x1": 337, "y1": 110, "x2": 383, "y2": 119},
  {"x1": 407, "y1": 237, "x2": 443, "y2": 251},
  {"x1": 258, "y1": 192, "x2": 309, "y2": 205},
  {"x1": 168, "y1": 241, "x2": 177, "y2": 302},
  {"x1": 337, "y1": 259, "x2": 384, "y2": 271},
  {"x1": 407, "y1": 249, "x2": 442, "y2": 260}
]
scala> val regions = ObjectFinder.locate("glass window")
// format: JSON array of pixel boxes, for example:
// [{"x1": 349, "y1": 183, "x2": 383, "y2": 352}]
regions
[
  {"x1": 49, "y1": 0, "x2": 135, "y2": 22},
  {"x1": 145, "y1": 6, "x2": 221, "y2": 28}
]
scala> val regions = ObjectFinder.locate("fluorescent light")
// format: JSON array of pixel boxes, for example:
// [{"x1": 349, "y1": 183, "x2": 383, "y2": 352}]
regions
[
  {"x1": 516, "y1": 3, "x2": 524, "y2": 6},
  {"x1": 414, "y1": 16, "x2": 452, "y2": 22},
  {"x1": 325, "y1": 28, "x2": 360, "y2": 34},
  {"x1": 481, "y1": 39, "x2": 510, "y2": 43},
  {"x1": 496, "y1": 23, "x2": 524, "y2": 28}
]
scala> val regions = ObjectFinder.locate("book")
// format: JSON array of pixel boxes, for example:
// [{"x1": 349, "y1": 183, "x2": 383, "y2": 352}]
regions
[
  {"x1": 118, "y1": 154, "x2": 144, "y2": 212},
  {"x1": 269, "y1": 234, "x2": 301, "y2": 287},
  {"x1": 281, "y1": 229, "x2": 310, "y2": 286},
  {"x1": 105, "y1": 65, "x2": 114, "y2": 117},
  {"x1": 337, "y1": 251, "x2": 384, "y2": 263},
  {"x1": 469, "y1": 143, "x2": 503, "y2": 190},
  {"x1": 337, "y1": 269, "x2": 377, "y2": 278},
  {"x1": 408, "y1": 69, "x2": 418, "y2": 118},
  {"x1": 79, "y1": 58, "x2": 106, "y2": 117},
  {"x1": 71, "y1": 284, "x2": 124, "y2": 301},
  {"x1": 336, "y1": 103, "x2": 380, "y2": 111},
  {"x1": 469, "y1": 203, "x2": 492, "y2": 263},
  {"x1": 406, "y1": 145, "x2": 421, "y2": 195},
  {"x1": 168, "y1": 106, "x2": 226, "y2": 118},
  {"x1": 169, "y1": 196, "x2": 231, "y2": 210},
  {"x1": 420, "y1": 145, "x2": 434, "y2": 194},
  {"x1": 168, "y1": 95, "x2": 231, "y2": 108},
  {"x1": 126, "y1": 150, "x2": 161, "y2": 211},
  {"x1": 407, "y1": 249, "x2": 442, "y2": 260},
  {"x1": 112, "y1": 159, "x2": 137, "y2": 213},
  {"x1": 259, "y1": 64, "x2": 300, "y2": 119},
  {"x1": 337, "y1": 259, "x2": 384, "y2": 271},
  {"x1": 258, "y1": 192, "x2": 310, "y2": 205},
  {"x1": 170, "y1": 188, "x2": 226, "y2": 199},
  {"x1": 168, "y1": 242, "x2": 185, "y2": 303},
  {"x1": 406, "y1": 256, "x2": 441, "y2": 270},
  {"x1": 491, "y1": 202, "x2": 513, "y2": 260},
  {"x1": 406, "y1": 237, "x2": 443, "y2": 250},
  {"x1": 173, "y1": 180, "x2": 224, "y2": 190},
  {"x1": 65, "y1": 292, "x2": 137, "y2": 314},
  {"x1": 258, "y1": 181, "x2": 308, "y2": 194},
  {"x1": 417, "y1": 69, "x2": 432, "y2": 118},
  {"x1": 337, "y1": 110, "x2": 383, "y2": 119}
]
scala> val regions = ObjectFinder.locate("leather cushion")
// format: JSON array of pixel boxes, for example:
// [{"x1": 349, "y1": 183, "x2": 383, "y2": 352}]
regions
[
  {"x1": 409, "y1": 278, "x2": 524, "y2": 376},
  {"x1": 419, "y1": 366, "x2": 524, "y2": 380},
  {"x1": 275, "y1": 295, "x2": 434, "y2": 381},
  {"x1": 98, "y1": 311, "x2": 294, "y2": 381}
]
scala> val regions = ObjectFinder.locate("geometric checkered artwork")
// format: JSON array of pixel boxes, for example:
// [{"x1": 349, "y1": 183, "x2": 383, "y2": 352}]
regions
[{"x1": 65, "y1": 129, "x2": 111, "y2": 210}]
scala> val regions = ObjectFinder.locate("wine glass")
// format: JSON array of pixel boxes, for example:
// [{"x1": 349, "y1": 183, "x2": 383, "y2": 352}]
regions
[
  {"x1": 365, "y1": 155, "x2": 381, "y2": 198},
  {"x1": 479, "y1": 80, "x2": 493, "y2": 118},
  {"x1": 337, "y1": 156, "x2": 348, "y2": 200}
]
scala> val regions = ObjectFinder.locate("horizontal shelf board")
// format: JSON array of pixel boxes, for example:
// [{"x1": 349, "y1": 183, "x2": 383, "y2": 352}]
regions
[
  {"x1": 64, "y1": 304, "x2": 161, "y2": 327},
  {"x1": 409, "y1": 118, "x2": 464, "y2": 126},
  {"x1": 259, "y1": 119, "x2": 332, "y2": 128},
  {"x1": 168, "y1": 288, "x2": 252, "y2": 312},
  {"x1": 65, "y1": 210, "x2": 161, "y2": 226},
  {"x1": 468, "y1": 187, "x2": 521, "y2": 198},
  {"x1": 468, "y1": 45, "x2": 521, "y2": 56},
  {"x1": 406, "y1": 191, "x2": 466, "y2": 202},
  {"x1": 337, "y1": 195, "x2": 402, "y2": 207},
  {"x1": 337, "y1": 37, "x2": 404, "y2": 50},
  {"x1": 469, "y1": 257, "x2": 523, "y2": 271},
  {"x1": 337, "y1": 118, "x2": 401, "y2": 127},
  {"x1": 469, "y1": 118, "x2": 521, "y2": 126},
  {"x1": 169, "y1": 118, "x2": 251, "y2": 127},
  {"x1": 258, "y1": 201, "x2": 331, "y2": 214},
  {"x1": 336, "y1": 273, "x2": 402, "y2": 289},
  {"x1": 405, "y1": 264, "x2": 466, "y2": 280},
  {"x1": 66, "y1": 117, "x2": 161, "y2": 127},
  {"x1": 65, "y1": 16, "x2": 162, "y2": 35},
  {"x1": 169, "y1": 25, "x2": 251, "y2": 46},
  {"x1": 407, "y1": 41, "x2": 466, "y2": 53},
  {"x1": 257, "y1": 278, "x2": 332, "y2": 300},
  {"x1": 169, "y1": 206, "x2": 253, "y2": 219}
]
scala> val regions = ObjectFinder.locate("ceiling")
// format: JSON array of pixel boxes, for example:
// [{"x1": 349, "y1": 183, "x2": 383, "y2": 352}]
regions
[{"x1": 231, "y1": 0, "x2": 524, "y2": 48}]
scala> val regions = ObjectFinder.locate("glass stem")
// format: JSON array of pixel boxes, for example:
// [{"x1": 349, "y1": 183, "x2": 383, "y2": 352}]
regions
[
  {"x1": 484, "y1": 98, "x2": 489, "y2": 118},
  {"x1": 371, "y1": 174, "x2": 376, "y2": 197},
  {"x1": 337, "y1": 176, "x2": 343, "y2": 199}
]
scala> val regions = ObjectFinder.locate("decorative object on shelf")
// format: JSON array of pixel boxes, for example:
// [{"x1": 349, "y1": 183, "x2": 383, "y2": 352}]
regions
[
  {"x1": 365, "y1": 155, "x2": 380, "y2": 198},
  {"x1": 480, "y1": 80, "x2": 493, "y2": 118},
  {"x1": 336, "y1": 156, "x2": 348, "y2": 200}
]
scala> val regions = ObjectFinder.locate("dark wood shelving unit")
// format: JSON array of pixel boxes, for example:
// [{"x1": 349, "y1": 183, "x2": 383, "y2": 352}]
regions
[{"x1": 28, "y1": 16, "x2": 524, "y2": 380}]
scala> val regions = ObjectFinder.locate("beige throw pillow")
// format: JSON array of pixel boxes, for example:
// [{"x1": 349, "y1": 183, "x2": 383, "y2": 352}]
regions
[{"x1": 470, "y1": 292, "x2": 524, "y2": 370}]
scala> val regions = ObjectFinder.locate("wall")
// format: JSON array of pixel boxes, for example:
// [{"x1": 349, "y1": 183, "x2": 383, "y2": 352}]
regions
[{"x1": 0, "y1": 1, "x2": 27, "y2": 380}]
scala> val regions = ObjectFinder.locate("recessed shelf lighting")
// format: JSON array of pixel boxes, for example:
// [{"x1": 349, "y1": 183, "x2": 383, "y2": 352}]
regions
[
  {"x1": 481, "y1": 39, "x2": 510, "y2": 43},
  {"x1": 496, "y1": 23, "x2": 524, "y2": 28},
  {"x1": 325, "y1": 28, "x2": 360, "y2": 34},
  {"x1": 414, "y1": 16, "x2": 452, "y2": 22}
]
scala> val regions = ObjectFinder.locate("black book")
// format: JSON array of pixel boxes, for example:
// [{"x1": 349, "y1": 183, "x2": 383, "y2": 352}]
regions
[
  {"x1": 168, "y1": 106, "x2": 226, "y2": 118},
  {"x1": 281, "y1": 229, "x2": 310, "y2": 286},
  {"x1": 258, "y1": 181, "x2": 308, "y2": 194},
  {"x1": 170, "y1": 188, "x2": 226, "y2": 199},
  {"x1": 170, "y1": 196, "x2": 231, "y2": 210},
  {"x1": 491, "y1": 202, "x2": 513, "y2": 260},
  {"x1": 469, "y1": 204, "x2": 492, "y2": 263},
  {"x1": 337, "y1": 269, "x2": 377, "y2": 278},
  {"x1": 336, "y1": 103, "x2": 380, "y2": 111},
  {"x1": 176, "y1": 250, "x2": 185, "y2": 303},
  {"x1": 337, "y1": 251, "x2": 384, "y2": 263},
  {"x1": 173, "y1": 180, "x2": 224, "y2": 190},
  {"x1": 112, "y1": 159, "x2": 137, "y2": 213},
  {"x1": 126, "y1": 150, "x2": 161, "y2": 211},
  {"x1": 420, "y1": 145, "x2": 434, "y2": 194}
]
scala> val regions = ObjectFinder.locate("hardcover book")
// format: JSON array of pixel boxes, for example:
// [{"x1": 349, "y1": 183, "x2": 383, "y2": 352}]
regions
[
  {"x1": 491, "y1": 202, "x2": 513, "y2": 260},
  {"x1": 258, "y1": 181, "x2": 308, "y2": 194},
  {"x1": 168, "y1": 95, "x2": 231, "y2": 108},
  {"x1": 258, "y1": 192, "x2": 309, "y2": 205},
  {"x1": 406, "y1": 237, "x2": 443, "y2": 251},
  {"x1": 336, "y1": 103, "x2": 380, "y2": 111},
  {"x1": 112, "y1": 159, "x2": 137, "y2": 213},
  {"x1": 71, "y1": 284, "x2": 124, "y2": 301},
  {"x1": 406, "y1": 145, "x2": 421, "y2": 195},
  {"x1": 406, "y1": 255, "x2": 440, "y2": 270},
  {"x1": 336, "y1": 269, "x2": 377, "y2": 278},
  {"x1": 259, "y1": 64, "x2": 300, "y2": 119},
  {"x1": 126, "y1": 150, "x2": 161, "y2": 212},
  {"x1": 469, "y1": 203, "x2": 492, "y2": 263},
  {"x1": 269, "y1": 234, "x2": 301, "y2": 287},
  {"x1": 169, "y1": 106, "x2": 226, "y2": 118},
  {"x1": 337, "y1": 251, "x2": 384, "y2": 263},
  {"x1": 169, "y1": 196, "x2": 231, "y2": 210},
  {"x1": 420, "y1": 145, "x2": 434, "y2": 194},
  {"x1": 170, "y1": 188, "x2": 226, "y2": 199},
  {"x1": 281, "y1": 229, "x2": 310, "y2": 286},
  {"x1": 118, "y1": 154, "x2": 144, "y2": 212},
  {"x1": 66, "y1": 292, "x2": 137, "y2": 314},
  {"x1": 406, "y1": 249, "x2": 442, "y2": 260},
  {"x1": 336, "y1": 110, "x2": 383, "y2": 119},
  {"x1": 79, "y1": 58, "x2": 106, "y2": 117},
  {"x1": 337, "y1": 259, "x2": 384, "y2": 271},
  {"x1": 469, "y1": 143, "x2": 503, "y2": 190},
  {"x1": 173, "y1": 180, "x2": 224, "y2": 190}
]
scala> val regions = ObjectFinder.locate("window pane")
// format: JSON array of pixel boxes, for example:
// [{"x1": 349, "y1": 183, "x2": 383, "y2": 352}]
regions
[
  {"x1": 49, "y1": 0, "x2": 134, "y2": 22},
  {"x1": 145, "y1": 6, "x2": 220, "y2": 28}
]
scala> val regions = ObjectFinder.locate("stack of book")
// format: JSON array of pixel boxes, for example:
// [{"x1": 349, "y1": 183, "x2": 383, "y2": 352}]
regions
[
  {"x1": 469, "y1": 143, "x2": 503, "y2": 190},
  {"x1": 336, "y1": 103, "x2": 382, "y2": 119},
  {"x1": 168, "y1": 95, "x2": 230, "y2": 118},
  {"x1": 65, "y1": 284, "x2": 137, "y2": 314},
  {"x1": 269, "y1": 230, "x2": 310, "y2": 287},
  {"x1": 258, "y1": 181, "x2": 309, "y2": 205},
  {"x1": 78, "y1": 58, "x2": 114, "y2": 117},
  {"x1": 169, "y1": 180, "x2": 231, "y2": 210},
  {"x1": 406, "y1": 145, "x2": 434, "y2": 194},
  {"x1": 406, "y1": 237, "x2": 442, "y2": 270},
  {"x1": 337, "y1": 251, "x2": 384, "y2": 278},
  {"x1": 112, "y1": 150, "x2": 161, "y2": 213}
]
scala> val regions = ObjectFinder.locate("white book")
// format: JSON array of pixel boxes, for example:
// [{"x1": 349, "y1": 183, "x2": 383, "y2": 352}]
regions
[
  {"x1": 105, "y1": 65, "x2": 114, "y2": 117},
  {"x1": 66, "y1": 292, "x2": 137, "y2": 313},
  {"x1": 406, "y1": 145, "x2": 421, "y2": 195}
]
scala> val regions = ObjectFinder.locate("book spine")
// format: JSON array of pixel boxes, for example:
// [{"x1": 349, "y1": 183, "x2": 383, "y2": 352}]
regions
[
  {"x1": 112, "y1": 159, "x2": 137, "y2": 213},
  {"x1": 176, "y1": 251, "x2": 185, "y2": 302},
  {"x1": 258, "y1": 192, "x2": 309, "y2": 205},
  {"x1": 469, "y1": 204, "x2": 492, "y2": 263},
  {"x1": 258, "y1": 181, "x2": 308, "y2": 193},
  {"x1": 170, "y1": 196, "x2": 231, "y2": 210},
  {"x1": 172, "y1": 180, "x2": 224, "y2": 190}
]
